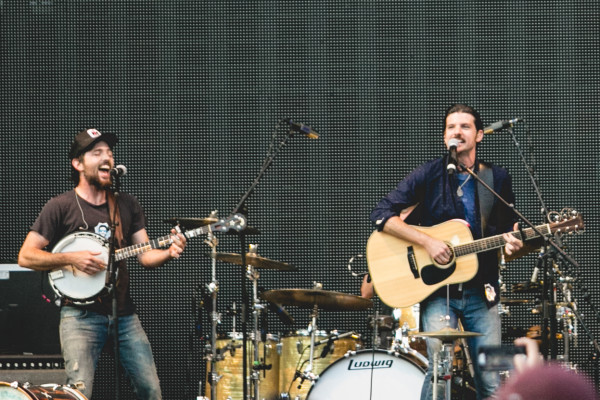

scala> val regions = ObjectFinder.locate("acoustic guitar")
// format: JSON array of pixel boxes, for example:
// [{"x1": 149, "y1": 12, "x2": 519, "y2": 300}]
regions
[{"x1": 366, "y1": 211, "x2": 583, "y2": 308}]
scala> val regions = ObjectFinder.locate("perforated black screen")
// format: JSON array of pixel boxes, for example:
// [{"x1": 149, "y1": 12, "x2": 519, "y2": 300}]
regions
[{"x1": 1, "y1": 1, "x2": 599, "y2": 398}]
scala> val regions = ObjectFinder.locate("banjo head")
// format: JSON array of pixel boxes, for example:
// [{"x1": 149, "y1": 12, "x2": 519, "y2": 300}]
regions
[{"x1": 50, "y1": 232, "x2": 109, "y2": 303}]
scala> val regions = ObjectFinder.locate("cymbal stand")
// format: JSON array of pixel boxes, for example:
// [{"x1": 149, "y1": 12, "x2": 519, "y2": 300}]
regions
[
  {"x1": 372, "y1": 309, "x2": 380, "y2": 349},
  {"x1": 555, "y1": 272, "x2": 578, "y2": 366},
  {"x1": 433, "y1": 284, "x2": 454, "y2": 400},
  {"x1": 247, "y1": 245, "x2": 267, "y2": 400},
  {"x1": 298, "y1": 283, "x2": 323, "y2": 387},
  {"x1": 203, "y1": 217, "x2": 222, "y2": 400}
]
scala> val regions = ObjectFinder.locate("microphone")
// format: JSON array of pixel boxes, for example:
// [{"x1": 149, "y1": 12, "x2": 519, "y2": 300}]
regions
[
  {"x1": 286, "y1": 119, "x2": 319, "y2": 139},
  {"x1": 483, "y1": 118, "x2": 523, "y2": 134},
  {"x1": 110, "y1": 165, "x2": 127, "y2": 177},
  {"x1": 320, "y1": 336, "x2": 334, "y2": 358},
  {"x1": 446, "y1": 138, "x2": 460, "y2": 175}
]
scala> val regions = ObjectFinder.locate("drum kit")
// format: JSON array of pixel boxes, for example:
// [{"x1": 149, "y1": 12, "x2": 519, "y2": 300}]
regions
[
  {"x1": 163, "y1": 214, "x2": 500, "y2": 400},
  {"x1": 167, "y1": 208, "x2": 581, "y2": 400},
  {"x1": 163, "y1": 212, "x2": 432, "y2": 400}
]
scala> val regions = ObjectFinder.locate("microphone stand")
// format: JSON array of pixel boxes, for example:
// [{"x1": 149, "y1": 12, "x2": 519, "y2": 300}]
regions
[
  {"x1": 107, "y1": 176, "x2": 121, "y2": 400},
  {"x1": 228, "y1": 121, "x2": 306, "y2": 400},
  {"x1": 504, "y1": 126, "x2": 550, "y2": 219},
  {"x1": 503, "y1": 126, "x2": 556, "y2": 358},
  {"x1": 499, "y1": 127, "x2": 599, "y2": 363},
  {"x1": 460, "y1": 164, "x2": 596, "y2": 361}
]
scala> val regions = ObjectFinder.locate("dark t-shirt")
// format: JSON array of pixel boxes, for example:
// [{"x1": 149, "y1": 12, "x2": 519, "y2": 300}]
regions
[{"x1": 31, "y1": 190, "x2": 147, "y2": 315}]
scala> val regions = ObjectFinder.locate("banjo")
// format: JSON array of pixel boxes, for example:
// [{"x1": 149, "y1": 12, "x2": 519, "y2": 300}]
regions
[{"x1": 48, "y1": 213, "x2": 247, "y2": 304}]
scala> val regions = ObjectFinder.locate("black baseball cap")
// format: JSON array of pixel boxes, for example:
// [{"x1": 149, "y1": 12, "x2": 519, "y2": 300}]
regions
[{"x1": 69, "y1": 128, "x2": 118, "y2": 159}]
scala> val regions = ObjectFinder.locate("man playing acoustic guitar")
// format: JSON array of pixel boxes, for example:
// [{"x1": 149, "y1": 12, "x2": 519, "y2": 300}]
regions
[
  {"x1": 368, "y1": 104, "x2": 524, "y2": 400},
  {"x1": 18, "y1": 129, "x2": 187, "y2": 399}
]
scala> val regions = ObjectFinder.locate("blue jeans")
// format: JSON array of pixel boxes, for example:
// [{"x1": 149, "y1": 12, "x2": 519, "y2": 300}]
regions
[
  {"x1": 420, "y1": 288, "x2": 500, "y2": 400},
  {"x1": 59, "y1": 306, "x2": 161, "y2": 399}
]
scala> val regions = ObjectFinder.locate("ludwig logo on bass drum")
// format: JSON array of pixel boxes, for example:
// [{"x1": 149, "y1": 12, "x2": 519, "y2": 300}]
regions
[{"x1": 347, "y1": 358, "x2": 393, "y2": 370}]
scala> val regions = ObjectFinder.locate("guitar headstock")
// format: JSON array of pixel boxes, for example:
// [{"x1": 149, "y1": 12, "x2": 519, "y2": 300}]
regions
[
  {"x1": 548, "y1": 208, "x2": 584, "y2": 236},
  {"x1": 211, "y1": 213, "x2": 247, "y2": 232}
]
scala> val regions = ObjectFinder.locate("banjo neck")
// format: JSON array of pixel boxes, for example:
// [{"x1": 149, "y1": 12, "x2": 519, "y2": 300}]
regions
[{"x1": 115, "y1": 223, "x2": 219, "y2": 261}]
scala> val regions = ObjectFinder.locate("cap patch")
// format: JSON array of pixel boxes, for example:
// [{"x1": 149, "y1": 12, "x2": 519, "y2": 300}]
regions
[{"x1": 87, "y1": 129, "x2": 102, "y2": 138}]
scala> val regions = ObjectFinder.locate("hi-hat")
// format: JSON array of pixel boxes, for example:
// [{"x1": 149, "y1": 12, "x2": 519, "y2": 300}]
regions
[
  {"x1": 209, "y1": 252, "x2": 296, "y2": 271},
  {"x1": 415, "y1": 327, "x2": 483, "y2": 341},
  {"x1": 260, "y1": 289, "x2": 373, "y2": 311},
  {"x1": 165, "y1": 217, "x2": 260, "y2": 235}
]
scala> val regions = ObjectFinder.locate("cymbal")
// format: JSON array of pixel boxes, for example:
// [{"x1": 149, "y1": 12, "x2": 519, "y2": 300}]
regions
[
  {"x1": 210, "y1": 252, "x2": 297, "y2": 271},
  {"x1": 414, "y1": 327, "x2": 483, "y2": 341},
  {"x1": 260, "y1": 289, "x2": 373, "y2": 311},
  {"x1": 500, "y1": 297, "x2": 532, "y2": 306},
  {"x1": 165, "y1": 217, "x2": 260, "y2": 235},
  {"x1": 164, "y1": 217, "x2": 218, "y2": 227}
]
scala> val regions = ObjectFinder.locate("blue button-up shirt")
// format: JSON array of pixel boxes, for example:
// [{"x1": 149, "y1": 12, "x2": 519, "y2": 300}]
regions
[{"x1": 370, "y1": 156, "x2": 517, "y2": 305}]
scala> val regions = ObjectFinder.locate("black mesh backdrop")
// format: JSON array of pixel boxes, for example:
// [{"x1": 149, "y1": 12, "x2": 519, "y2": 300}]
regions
[{"x1": 1, "y1": 1, "x2": 599, "y2": 398}]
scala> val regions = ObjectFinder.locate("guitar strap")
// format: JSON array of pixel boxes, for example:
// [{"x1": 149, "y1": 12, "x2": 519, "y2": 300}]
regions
[
  {"x1": 477, "y1": 163, "x2": 494, "y2": 235},
  {"x1": 107, "y1": 191, "x2": 124, "y2": 248}
]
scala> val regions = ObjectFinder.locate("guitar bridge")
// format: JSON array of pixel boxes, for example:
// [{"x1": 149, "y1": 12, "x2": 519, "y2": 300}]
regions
[{"x1": 407, "y1": 246, "x2": 420, "y2": 279}]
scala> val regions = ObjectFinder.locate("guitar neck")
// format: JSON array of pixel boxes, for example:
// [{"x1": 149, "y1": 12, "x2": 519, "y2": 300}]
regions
[
  {"x1": 114, "y1": 225, "x2": 211, "y2": 261},
  {"x1": 454, "y1": 223, "x2": 550, "y2": 257}
]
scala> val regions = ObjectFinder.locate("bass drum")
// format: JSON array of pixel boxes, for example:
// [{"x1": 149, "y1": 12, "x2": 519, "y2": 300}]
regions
[
  {"x1": 306, "y1": 350, "x2": 425, "y2": 400},
  {"x1": 0, "y1": 382, "x2": 88, "y2": 400}
]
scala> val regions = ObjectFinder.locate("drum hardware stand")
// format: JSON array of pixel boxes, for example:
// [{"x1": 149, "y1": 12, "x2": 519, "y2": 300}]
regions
[
  {"x1": 371, "y1": 309, "x2": 381, "y2": 349},
  {"x1": 389, "y1": 315, "x2": 428, "y2": 366},
  {"x1": 432, "y1": 342, "x2": 455, "y2": 400},
  {"x1": 456, "y1": 321, "x2": 475, "y2": 382},
  {"x1": 247, "y1": 244, "x2": 271, "y2": 400},
  {"x1": 454, "y1": 321, "x2": 476, "y2": 400},
  {"x1": 294, "y1": 282, "x2": 323, "y2": 390},
  {"x1": 542, "y1": 222, "x2": 600, "y2": 391},
  {"x1": 432, "y1": 285, "x2": 453, "y2": 400},
  {"x1": 229, "y1": 120, "x2": 317, "y2": 400},
  {"x1": 552, "y1": 269, "x2": 576, "y2": 366},
  {"x1": 201, "y1": 213, "x2": 222, "y2": 400}
]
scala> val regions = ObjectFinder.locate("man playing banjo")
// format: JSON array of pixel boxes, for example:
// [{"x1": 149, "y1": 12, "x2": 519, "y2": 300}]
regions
[{"x1": 18, "y1": 128, "x2": 187, "y2": 399}]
